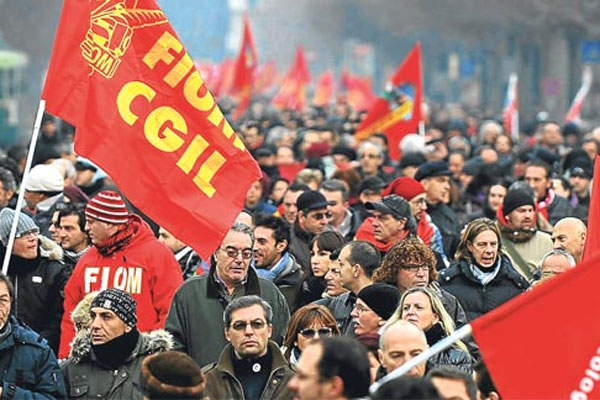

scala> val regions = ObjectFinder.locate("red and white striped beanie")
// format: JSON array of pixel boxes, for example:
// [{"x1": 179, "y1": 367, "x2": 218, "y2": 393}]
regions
[{"x1": 85, "y1": 190, "x2": 130, "y2": 224}]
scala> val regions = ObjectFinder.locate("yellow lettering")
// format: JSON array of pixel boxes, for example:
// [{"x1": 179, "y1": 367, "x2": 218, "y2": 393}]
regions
[
  {"x1": 114, "y1": 267, "x2": 126, "y2": 290},
  {"x1": 222, "y1": 121, "x2": 234, "y2": 139},
  {"x1": 183, "y1": 71, "x2": 215, "y2": 111},
  {"x1": 117, "y1": 81, "x2": 156, "y2": 126},
  {"x1": 144, "y1": 106, "x2": 187, "y2": 152},
  {"x1": 96, "y1": 53, "x2": 114, "y2": 74},
  {"x1": 176, "y1": 134, "x2": 209, "y2": 174},
  {"x1": 143, "y1": 31, "x2": 183, "y2": 70},
  {"x1": 164, "y1": 52, "x2": 194, "y2": 88},
  {"x1": 193, "y1": 151, "x2": 226, "y2": 198},
  {"x1": 207, "y1": 104, "x2": 225, "y2": 128}
]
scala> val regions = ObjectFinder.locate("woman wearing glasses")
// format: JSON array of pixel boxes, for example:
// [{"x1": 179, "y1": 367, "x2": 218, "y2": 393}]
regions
[
  {"x1": 282, "y1": 304, "x2": 340, "y2": 366},
  {"x1": 438, "y1": 218, "x2": 529, "y2": 321},
  {"x1": 389, "y1": 287, "x2": 472, "y2": 373}
]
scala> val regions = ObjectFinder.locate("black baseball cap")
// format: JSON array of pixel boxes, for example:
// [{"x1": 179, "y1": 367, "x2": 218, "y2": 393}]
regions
[
  {"x1": 365, "y1": 194, "x2": 410, "y2": 220},
  {"x1": 358, "y1": 176, "x2": 386, "y2": 195},
  {"x1": 297, "y1": 190, "x2": 330, "y2": 212}
]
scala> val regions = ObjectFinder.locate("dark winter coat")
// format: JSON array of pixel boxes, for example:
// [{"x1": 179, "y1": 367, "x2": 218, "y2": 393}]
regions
[
  {"x1": 438, "y1": 254, "x2": 529, "y2": 321},
  {"x1": 0, "y1": 316, "x2": 66, "y2": 399},
  {"x1": 547, "y1": 193, "x2": 574, "y2": 226},
  {"x1": 3, "y1": 236, "x2": 69, "y2": 354},
  {"x1": 425, "y1": 323, "x2": 472, "y2": 373},
  {"x1": 202, "y1": 341, "x2": 294, "y2": 400},
  {"x1": 288, "y1": 223, "x2": 313, "y2": 273},
  {"x1": 427, "y1": 201, "x2": 460, "y2": 259},
  {"x1": 315, "y1": 292, "x2": 356, "y2": 335},
  {"x1": 61, "y1": 330, "x2": 173, "y2": 399},
  {"x1": 165, "y1": 265, "x2": 290, "y2": 368}
]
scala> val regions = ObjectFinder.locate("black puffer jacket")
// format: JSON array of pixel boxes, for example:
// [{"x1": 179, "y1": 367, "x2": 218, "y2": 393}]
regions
[
  {"x1": 438, "y1": 254, "x2": 529, "y2": 321},
  {"x1": 2, "y1": 236, "x2": 69, "y2": 354},
  {"x1": 427, "y1": 201, "x2": 460, "y2": 259},
  {"x1": 425, "y1": 323, "x2": 472, "y2": 374}
]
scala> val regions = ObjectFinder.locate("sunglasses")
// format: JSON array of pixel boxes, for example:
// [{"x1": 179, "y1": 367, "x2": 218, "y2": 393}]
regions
[
  {"x1": 230, "y1": 319, "x2": 268, "y2": 332},
  {"x1": 310, "y1": 211, "x2": 332, "y2": 221},
  {"x1": 221, "y1": 247, "x2": 254, "y2": 260},
  {"x1": 299, "y1": 327, "x2": 334, "y2": 338}
]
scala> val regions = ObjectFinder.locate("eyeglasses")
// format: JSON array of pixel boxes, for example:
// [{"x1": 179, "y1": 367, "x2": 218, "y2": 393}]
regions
[
  {"x1": 299, "y1": 327, "x2": 334, "y2": 338},
  {"x1": 230, "y1": 319, "x2": 268, "y2": 331},
  {"x1": 402, "y1": 265, "x2": 429, "y2": 273},
  {"x1": 309, "y1": 211, "x2": 332, "y2": 221},
  {"x1": 220, "y1": 247, "x2": 254, "y2": 260},
  {"x1": 16, "y1": 228, "x2": 40, "y2": 239},
  {"x1": 361, "y1": 154, "x2": 380, "y2": 159}
]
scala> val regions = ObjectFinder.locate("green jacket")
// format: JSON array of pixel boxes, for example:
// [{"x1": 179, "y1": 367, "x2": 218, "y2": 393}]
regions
[
  {"x1": 60, "y1": 330, "x2": 173, "y2": 399},
  {"x1": 202, "y1": 341, "x2": 294, "y2": 400},
  {"x1": 165, "y1": 266, "x2": 290, "y2": 368}
]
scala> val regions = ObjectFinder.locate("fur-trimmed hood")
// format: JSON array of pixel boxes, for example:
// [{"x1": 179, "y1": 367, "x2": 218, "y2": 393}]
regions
[
  {"x1": 39, "y1": 235, "x2": 63, "y2": 261},
  {"x1": 67, "y1": 329, "x2": 174, "y2": 364}
]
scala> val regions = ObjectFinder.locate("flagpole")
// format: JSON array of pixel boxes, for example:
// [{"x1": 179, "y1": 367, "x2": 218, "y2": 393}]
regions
[
  {"x1": 2, "y1": 99, "x2": 46, "y2": 276},
  {"x1": 369, "y1": 323, "x2": 473, "y2": 395}
]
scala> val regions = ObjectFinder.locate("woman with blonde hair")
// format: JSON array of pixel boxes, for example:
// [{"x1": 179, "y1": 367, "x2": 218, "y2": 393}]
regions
[
  {"x1": 282, "y1": 304, "x2": 340, "y2": 366},
  {"x1": 439, "y1": 217, "x2": 529, "y2": 321},
  {"x1": 388, "y1": 286, "x2": 472, "y2": 373}
]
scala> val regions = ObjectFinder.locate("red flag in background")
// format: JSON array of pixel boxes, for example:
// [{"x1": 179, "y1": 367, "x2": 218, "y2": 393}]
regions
[
  {"x1": 582, "y1": 156, "x2": 600, "y2": 262},
  {"x1": 356, "y1": 42, "x2": 423, "y2": 160},
  {"x1": 471, "y1": 252, "x2": 600, "y2": 399},
  {"x1": 565, "y1": 66, "x2": 593, "y2": 124},
  {"x1": 313, "y1": 70, "x2": 334, "y2": 107},
  {"x1": 340, "y1": 71, "x2": 375, "y2": 111},
  {"x1": 254, "y1": 61, "x2": 278, "y2": 94},
  {"x1": 231, "y1": 14, "x2": 257, "y2": 120},
  {"x1": 194, "y1": 61, "x2": 220, "y2": 95},
  {"x1": 502, "y1": 73, "x2": 519, "y2": 142},
  {"x1": 42, "y1": 0, "x2": 261, "y2": 259},
  {"x1": 218, "y1": 58, "x2": 236, "y2": 97},
  {"x1": 273, "y1": 46, "x2": 311, "y2": 111}
]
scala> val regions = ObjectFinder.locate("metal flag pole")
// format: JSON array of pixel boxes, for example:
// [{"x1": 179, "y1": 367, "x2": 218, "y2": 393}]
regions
[
  {"x1": 2, "y1": 99, "x2": 46, "y2": 276},
  {"x1": 369, "y1": 323, "x2": 473, "y2": 395}
]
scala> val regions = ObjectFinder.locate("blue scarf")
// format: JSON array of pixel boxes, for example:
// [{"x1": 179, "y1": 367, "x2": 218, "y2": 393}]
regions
[{"x1": 254, "y1": 252, "x2": 290, "y2": 281}]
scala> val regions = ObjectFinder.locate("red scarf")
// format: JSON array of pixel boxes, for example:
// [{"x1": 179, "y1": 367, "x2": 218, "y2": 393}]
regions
[
  {"x1": 417, "y1": 212, "x2": 434, "y2": 246},
  {"x1": 536, "y1": 190, "x2": 554, "y2": 222},
  {"x1": 96, "y1": 218, "x2": 137, "y2": 257},
  {"x1": 354, "y1": 217, "x2": 411, "y2": 253}
]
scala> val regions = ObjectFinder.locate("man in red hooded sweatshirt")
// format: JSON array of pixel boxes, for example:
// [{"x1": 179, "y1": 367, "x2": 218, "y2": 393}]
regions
[{"x1": 58, "y1": 190, "x2": 182, "y2": 358}]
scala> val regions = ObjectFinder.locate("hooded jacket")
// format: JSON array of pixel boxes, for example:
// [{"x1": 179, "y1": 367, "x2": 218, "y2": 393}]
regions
[
  {"x1": 0, "y1": 315, "x2": 66, "y2": 399},
  {"x1": 202, "y1": 341, "x2": 294, "y2": 400},
  {"x1": 61, "y1": 329, "x2": 173, "y2": 399},
  {"x1": 2, "y1": 235, "x2": 69, "y2": 354},
  {"x1": 165, "y1": 264, "x2": 290, "y2": 368},
  {"x1": 59, "y1": 215, "x2": 182, "y2": 358}
]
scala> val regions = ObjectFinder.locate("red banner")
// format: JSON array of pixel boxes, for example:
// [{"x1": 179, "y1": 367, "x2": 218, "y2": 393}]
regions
[
  {"x1": 42, "y1": 0, "x2": 261, "y2": 259},
  {"x1": 583, "y1": 156, "x2": 600, "y2": 262},
  {"x1": 340, "y1": 71, "x2": 375, "y2": 112},
  {"x1": 313, "y1": 70, "x2": 334, "y2": 107},
  {"x1": 471, "y1": 252, "x2": 600, "y2": 399},
  {"x1": 231, "y1": 14, "x2": 257, "y2": 120},
  {"x1": 356, "y1": 42, "x2": 423, "y2": 160},
  {"x1": 273, "y1": 46, "x2": 310, "y2": 111},
  {"x1": 254, "y1": 61, "x2": 278, "y2": 95}
]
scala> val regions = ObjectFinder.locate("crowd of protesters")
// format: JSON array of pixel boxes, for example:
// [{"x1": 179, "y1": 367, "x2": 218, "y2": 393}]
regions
[{"x1": 0, "y1": 97, "x2": 593, "y2": 399}]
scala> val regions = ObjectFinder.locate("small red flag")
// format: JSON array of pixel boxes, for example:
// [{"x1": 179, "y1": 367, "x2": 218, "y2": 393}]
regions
[
  {"x1": 340, "y1": 71, "x2": 376, "y2": 112},
  {"x1": 356, "y1": 42, "x2": 423, "y2": 160},
  {"x1": 231, "y1": 14, "x2": 258, "y2": 120},
  {"x1": 502, "y1": 73, "x2": 519, "y2": 142},
  {"x1": 273, "y1": 46, "x2": 310, "y2": 111},
  {"x1": 313, "y1": 70, "x2": 334, "y2": 107},
  {"x1": 471, "y1": 252, "x2": 600, "y2": 399},
  {"x1": 254, "y1": 61, "x2": 278, "y2": 94},
  {"x1": 42, "y1": 0, "x2": 261, "y2": 259},
  {"x1": 582, "y1": 156, "x2": 600, "y2": 262},
  {"x1": 565, "y1": 66, "x2": 593, "y2": 124}
]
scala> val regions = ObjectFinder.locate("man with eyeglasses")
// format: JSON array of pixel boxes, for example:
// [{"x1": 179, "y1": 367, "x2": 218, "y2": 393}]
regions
[
  {"x1": 0, "y1": 208, "x2": 69, "y2": 354},
  {"x1": 534, "y1": 249, "x2": 576, "y2": 285},
  {"x1": 289, "y1": 190, "x2": 332, "y2": 272},
  {"x1": 166, "y1": 223, "x2": 290, "y2": 368},
  {"x1": 203, "y1": 295, "x2": 294, "y2": 400},
  {"x1": 356, "y1": 141, "x2": 393, "y2": 183}
]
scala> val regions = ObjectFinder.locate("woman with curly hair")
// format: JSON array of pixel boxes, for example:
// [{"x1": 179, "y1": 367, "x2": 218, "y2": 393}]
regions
[
  {"x1": 372, "y1": 237, "x2": 468, "y2": 330},
  {"x1": 281, "y1": 304, "x2": 340, "y2": 366}
]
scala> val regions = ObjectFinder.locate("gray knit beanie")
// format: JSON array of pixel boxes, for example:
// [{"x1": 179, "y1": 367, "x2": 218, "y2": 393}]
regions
[{"x1": 0, "y1": 208, "x2": 39, "y2": 246}]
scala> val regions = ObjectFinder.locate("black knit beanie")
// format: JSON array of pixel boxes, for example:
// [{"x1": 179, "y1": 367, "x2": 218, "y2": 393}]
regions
[
  {"x1": 357, "y1": 284, "x2": 400, "y2": 320},
  {"x1": 502, "y1": 189, "x2": 535, "y2": 216}
]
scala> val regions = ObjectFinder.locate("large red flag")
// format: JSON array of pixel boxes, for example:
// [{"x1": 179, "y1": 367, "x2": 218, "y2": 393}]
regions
[
  {"x1": 471, "y1": 252, "x2": 600, "y2": 399},
  {"x1": 582, "y1": 156, "x2": 600, "y2": 262},
  {"x1": 313, "y1": 70, "x2": 334, "y2": 107},
  {"x1": 272, "y1": 46, "x2": 310, "y2": 111},
  {"x1": 42, "y1": 0, "x2": 261, "y2": 259},
  {"x1": 356, "y1": 42, "x2": 423, "y2": 160},
  {"x1": 231, "y1": 14, "x2": 257, "y2": 120},
  {"x1": 340, "y1": 71, "x2": 376, "y2": 112}
]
